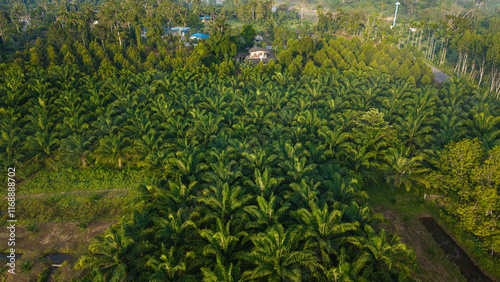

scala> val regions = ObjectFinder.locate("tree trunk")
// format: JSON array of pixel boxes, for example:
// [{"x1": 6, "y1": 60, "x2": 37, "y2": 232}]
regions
[
  {"x1": 454, "y1": 52, "x2": 463, "y2": 73},
  {"x1": 469, "y1": 59, "x2": 476, "y2": 80},
  {"x1": 430, "y1": 32, "x2": 436, "y2": 61},
  {"x1": 478, "y1": 58, "x2": 485, "y2": 86},
  {"x1": 461, "y1": 53, "x2": 468, "y2": 75},
  {"x1": 490, "y1": 63, "x2": 496, "y2": 93},
  {"x1": 418, "y1": 27, "x2": 423, "y2": 50},
  {"x1": 118, "y1": 30, "x2": 122, "y2": 46},
  {"x1": 118, "y1": 157, "x2": 122, "y2": 168}
]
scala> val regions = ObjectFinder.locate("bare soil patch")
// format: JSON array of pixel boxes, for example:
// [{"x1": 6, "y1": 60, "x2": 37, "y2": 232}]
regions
[
  {"x1": 0, "y1": 221, "x2": 116, "y2": 281},
  {"x1": 0, "y1": 221, "x2": 116, "y2": 254}
]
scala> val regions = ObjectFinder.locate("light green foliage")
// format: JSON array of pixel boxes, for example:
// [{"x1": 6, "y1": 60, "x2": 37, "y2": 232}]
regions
[{"x1": 431, "y1": 139, "x2": 500, "y2": 254}]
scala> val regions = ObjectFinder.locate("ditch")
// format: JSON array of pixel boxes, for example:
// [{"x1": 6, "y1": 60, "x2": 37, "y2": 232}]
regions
[{"x1": 419, "y1": 217, "x2": 493, "y2": 282}]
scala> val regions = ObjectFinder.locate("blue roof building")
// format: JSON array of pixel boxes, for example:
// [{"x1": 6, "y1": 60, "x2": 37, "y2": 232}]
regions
[{"x1": 190, "y1": 33, "x2": 210, "y2": 40}]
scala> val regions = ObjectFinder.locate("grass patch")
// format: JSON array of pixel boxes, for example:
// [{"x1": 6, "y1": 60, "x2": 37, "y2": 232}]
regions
[
  {"x1": 0, "y1": 195, "x2": 129, "y2": 223},
  {"x1": 20, "y1": 196, "x2": 128, "y2": 222},
  {"x1": 18, "y1": 167, "x2": 144, "y2": 195}
]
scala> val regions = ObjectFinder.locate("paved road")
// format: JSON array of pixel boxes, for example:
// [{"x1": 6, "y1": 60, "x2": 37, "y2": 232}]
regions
[{"x1": 428, "y1": 65, "x2": 450, "y2": 84}]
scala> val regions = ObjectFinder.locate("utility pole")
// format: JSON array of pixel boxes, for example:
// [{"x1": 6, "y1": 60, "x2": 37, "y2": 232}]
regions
[{"x1": 392, "y1": 2, "x2": 400, "y2": 28}]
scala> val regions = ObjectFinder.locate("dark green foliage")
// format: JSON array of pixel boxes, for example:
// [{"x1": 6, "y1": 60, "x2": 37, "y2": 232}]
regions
[{"x1": 240, "y1": 25, "x2": 257, "y2": 48}]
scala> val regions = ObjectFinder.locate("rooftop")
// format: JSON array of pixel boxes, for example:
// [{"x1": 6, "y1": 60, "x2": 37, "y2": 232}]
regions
[{"x1": 249, "y1": 47, "x2": 269, "y2": 53}]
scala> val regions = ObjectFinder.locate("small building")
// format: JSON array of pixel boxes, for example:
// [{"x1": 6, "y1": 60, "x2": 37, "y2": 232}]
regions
[
  {"x1": 171, "y1": 27, "x2": 191, "y2": 37},
  {"x1": 254, "y1": 35, "x2": 263, "y2": 44},
  {"x1": 246, "y1": 47, "x2": 276, "y2": 64},
  {"x1": 190, "y1": 33, "x2": 210, "y2": 40},
  {"x1": 140, "y1": 27, "x2": 148, "y2": 38},
  {"x1": 200, "y1": 16, "x2": 211, "y2": 22}
]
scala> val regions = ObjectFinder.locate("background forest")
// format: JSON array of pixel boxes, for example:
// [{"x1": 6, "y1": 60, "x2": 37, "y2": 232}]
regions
[{"x1": 0, "y1": 0, "x2": 499, "y2": 281}]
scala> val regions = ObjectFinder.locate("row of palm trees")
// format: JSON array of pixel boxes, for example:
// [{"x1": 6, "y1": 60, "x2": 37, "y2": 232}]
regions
[{"x1": 3, "y1": 64, "x2": 499, "y2": 181}]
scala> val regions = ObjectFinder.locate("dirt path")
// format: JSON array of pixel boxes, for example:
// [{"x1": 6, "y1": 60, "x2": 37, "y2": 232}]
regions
[{"x1": 6, "y1": 188, "x2": 129, "y2": 200}]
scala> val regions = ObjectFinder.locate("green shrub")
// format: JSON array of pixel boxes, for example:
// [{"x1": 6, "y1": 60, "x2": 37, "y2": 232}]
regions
[
  {"x1": 20, "y1": 261, "x2": 33, "y2": 272},
  {"x1": 90, "y1": 193, "x2": 102, "y2": 202},
  {"x1": 77, "y1": 221, "x2": 89, "y2": 230},
  {"x1": 26, "y1": 223, "x2": 39, "y2": 233}
]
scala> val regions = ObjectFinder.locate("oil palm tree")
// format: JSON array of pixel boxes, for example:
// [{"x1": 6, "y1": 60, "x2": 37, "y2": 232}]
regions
[
  {"x1": 380, "y1": 147, "x2": 430, "y2": 192},
  {"x1": 244, "y1": 193, "x2": 289, "y2": 231},
  {"x1": 199, "y1": 218, "x2": 247, "y2": 267},
  {"x1": 145, "y1": 246, "x2": 192, "y2": 281},
  {"x1": 201, "y1": 259, "x2": 242, "y2": 282},
  {"x1": 59, "y1": 131, "x2": 95, "y2": 167},
  {"x1": 293, "y1": 201, "x2": 358, "y2": 267},
  {"x1": 348, "y1": 226, "x2": 416, "y2": 280},
  {"x1": 97, "y1": 132, "x2": 131, "y2": 168},
  {"x1": 242, "y1": 223, "x2": 320, "y2": 281},
  {"x1": 76, "y1": 222, "x2": 155, "y2": 281},
  {"x1": 198, "y1": 182, "x2": 252, "y2": 223},
  {"x1": 244, "y1": 168, "x2": 284, "y2": 198}
]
